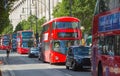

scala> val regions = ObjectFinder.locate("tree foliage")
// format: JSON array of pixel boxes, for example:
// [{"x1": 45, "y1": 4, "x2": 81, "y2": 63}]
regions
[
  {"x1": 14, "y1": 15, "x2": 46, "y2": 34},
  {"x1": 0, "y1": 0, "x2": 16, "y2": 34},
  {"x1": 52, "y1": 0, "x2": 96, "y2": 34}
]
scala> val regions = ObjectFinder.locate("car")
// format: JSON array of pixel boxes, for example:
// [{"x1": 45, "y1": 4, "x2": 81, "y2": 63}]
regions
[
  {"x1": 65, "y1": 46, "x2": 91, "y2": 71},
  {"x1": 28, "y1": 47, "x2": 40, "y2": 58}
]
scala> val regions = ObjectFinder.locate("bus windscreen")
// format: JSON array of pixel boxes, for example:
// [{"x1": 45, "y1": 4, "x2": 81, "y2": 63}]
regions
[{"x1": 22, "y1": 32, "x2": 33, "y2": 38}]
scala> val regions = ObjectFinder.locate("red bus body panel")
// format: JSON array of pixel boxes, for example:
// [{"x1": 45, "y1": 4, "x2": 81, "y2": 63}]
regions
[
  {"x1": 17, "y1": 47, "x2": 29, "y2": 54},
  {"x1": 50, "y1": 51, "x2": 66, "y2": 63},
  {"x1": 43, "y1": 50, "x2": 66, "y2": 63},
  {"x1": 1, "y1": 45, "x2": 11, "y2": 50}
]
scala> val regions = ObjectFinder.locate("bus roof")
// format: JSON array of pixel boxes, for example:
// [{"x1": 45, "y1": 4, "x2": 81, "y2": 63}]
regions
[{"x1": 42, "y1": 16, "x2": 80, "y2": 27}]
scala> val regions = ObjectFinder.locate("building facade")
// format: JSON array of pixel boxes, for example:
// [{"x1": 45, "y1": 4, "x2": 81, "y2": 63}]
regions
[{"x1": 9, "y1": 0, "x2": 62, "y2": 31}]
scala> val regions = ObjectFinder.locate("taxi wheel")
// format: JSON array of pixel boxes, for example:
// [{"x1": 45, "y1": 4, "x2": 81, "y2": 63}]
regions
[
  {"x1": 66, "y1": 66, "x2": 69, "y2": 69},
  {"x1": 71, "y1": 62, "x2": 76, "y2": 71}
]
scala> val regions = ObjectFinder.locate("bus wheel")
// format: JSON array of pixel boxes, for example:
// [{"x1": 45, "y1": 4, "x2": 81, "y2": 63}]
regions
[
  {"x1": 98, "y1": 63, "x2": 103, "y2": 76},
  {"x1": 66, "y1": 66, "x2": 69, "y2": 69},
  {"x1": 65, "y1": 62, "x2": 69, "y2": 69}
]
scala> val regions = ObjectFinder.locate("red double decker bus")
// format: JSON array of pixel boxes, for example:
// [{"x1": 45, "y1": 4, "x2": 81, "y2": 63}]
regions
[
  {"x1": 92, "y1": 0, "x2": 120, "y2": 76},
  {"x1": 0, "y1": 34, "x2": 11, "y2": 50},
  {"x1": 40, "y1": 16, "x2": 82, "y2": 64},
  {"x1": 17, "y1": 30, "x2": 34, "y2": 54}
]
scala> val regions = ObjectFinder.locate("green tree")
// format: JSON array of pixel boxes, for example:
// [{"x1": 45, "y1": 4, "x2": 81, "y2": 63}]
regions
[
  {"x1": 14, "y1": 22, "x2": 23, "y2": 32},
  {"x1": 37, "y1": 17, "x2": 46, "y2": 32},
  {"x1": 52, "y1": 1, "x2": 70, "y2": 17},
  {"x1": 14, "y1": 15, "x2": 46, "y2": 34},
  {"x1": 2, "y1": 23, "x2": 13, "y2": 34},
  {"x1": 0, "y1": 0, "x2": 17, "y2": 34},
  {"x1": 52, "y1": 0, "x2": 96, "y2": 34}
]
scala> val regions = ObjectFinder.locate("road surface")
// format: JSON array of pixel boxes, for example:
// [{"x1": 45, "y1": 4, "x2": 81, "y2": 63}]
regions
[{"x1": 0, "y1": 50, "x2": 92, "y2": 76}]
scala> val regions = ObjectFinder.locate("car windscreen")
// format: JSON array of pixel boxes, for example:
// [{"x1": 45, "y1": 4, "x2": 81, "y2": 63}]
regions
[{"x1": 73, "y1": 47, "x2": 91, "y2": 56}]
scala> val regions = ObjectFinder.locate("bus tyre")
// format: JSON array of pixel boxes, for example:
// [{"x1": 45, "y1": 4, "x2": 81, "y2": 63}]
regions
[
  {"x1": 98, "y1": 63, "x2": 103, "y2": 76},
  {"x1": 65, "y1": 62, "x2": 69, "y2": 69},
  {"x1": 66, "y1": 66, "x2": 69, "y2": 69}
]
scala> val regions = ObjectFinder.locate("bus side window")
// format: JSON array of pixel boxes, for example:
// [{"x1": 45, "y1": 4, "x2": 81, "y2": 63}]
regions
[
  {"x1": 98, "y1": 37, "x2": 105, "y2": 54},
  {"x1": 115, "y1": 35, "x2": 120, "y2": 56}
]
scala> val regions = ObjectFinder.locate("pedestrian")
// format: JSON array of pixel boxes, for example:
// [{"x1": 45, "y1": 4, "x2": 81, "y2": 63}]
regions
[
  {"x1": 6, "y1": 39, "x2": 11, "y2": 58},
  {"x1": 6, "y1": 49, "x2": 10, "y2": 58},
  {"x1": 38, "y1": 42, "x2": 41, "y2": 51}
]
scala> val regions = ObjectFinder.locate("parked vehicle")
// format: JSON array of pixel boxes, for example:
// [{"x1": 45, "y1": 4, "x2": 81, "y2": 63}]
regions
[
  {"x1": 28, "y1": 47, "x2": 39, "y2": 58},
  {"x1": 65, "y1": 46, "x2": 91, "y2": 71}
]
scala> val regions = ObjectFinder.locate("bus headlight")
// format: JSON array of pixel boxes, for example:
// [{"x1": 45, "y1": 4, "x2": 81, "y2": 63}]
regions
[{"x1": 55, "y1": 56, "x2": 59, "y2": 60}]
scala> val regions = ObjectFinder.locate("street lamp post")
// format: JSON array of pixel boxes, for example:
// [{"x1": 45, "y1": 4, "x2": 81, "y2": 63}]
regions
[
  {"x1": 35, "y1": 0, "x2": 38, "y2": 47},
  {"x1": 69, "y1": 0, "x2": 72, "y2": 16},
  {"x1": 29, "y1": 0, "x2": 32, "y2": 30}
]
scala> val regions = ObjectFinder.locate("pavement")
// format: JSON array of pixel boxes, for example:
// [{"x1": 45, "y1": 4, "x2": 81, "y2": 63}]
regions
[{"x1": 0, "y1": 54, "x2": 14, "y2": 76}]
